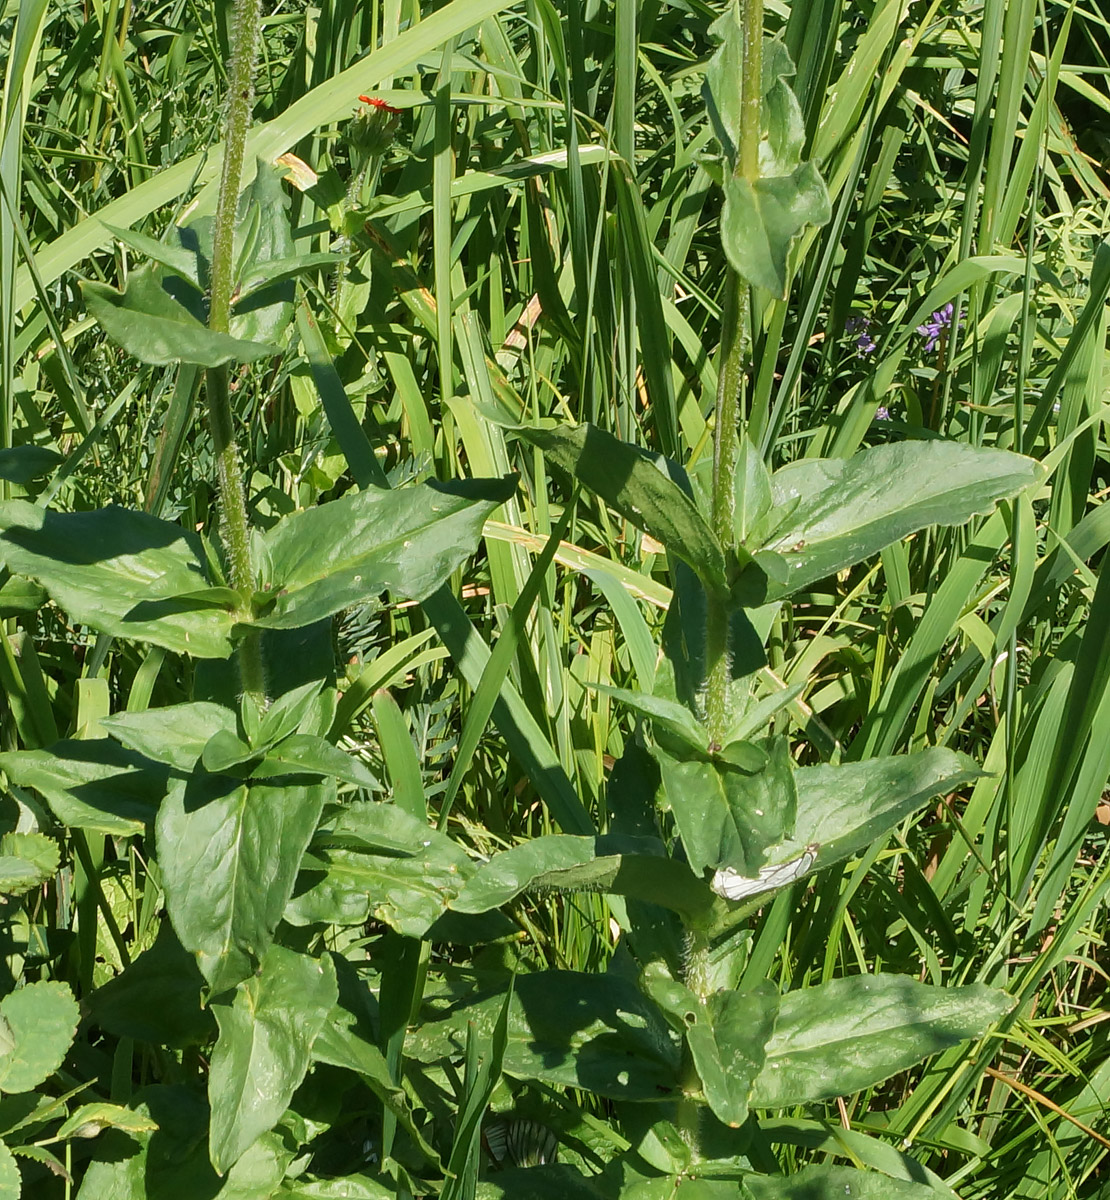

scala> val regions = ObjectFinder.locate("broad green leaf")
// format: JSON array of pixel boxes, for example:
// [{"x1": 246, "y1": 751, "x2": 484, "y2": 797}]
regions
[
  {"x1": 89, "y1": 926, "x2": 215, "y2": 1048},
  {"x1": 208, "y1": 946, "x2": 337, "y2": 1174},
  {"x1": 0, "y1": 501, "x2": 237, "y2": 657},
  {"x1": 407, "y1": 971, "x2": 680, "y2": 1101},
  {"x1": 0, "y1": 445, "x2": 62, "y2": 484},
  {"x1": 659, "y1": 736, "x2": 797, "y2": 877},
  {"x1": 100, "y1": 702, "x2": 237, "y2": 771},
  {"x1": 157, "y1": 774, "x2": 330, "y2": 993},
  {"x1": 746, "y1": 1164, "x2": 948, "y2": 1198},
  {"x1": 81, "y1": 265, "x2": 276, "y2": 366},
  {"x1": 701, "y1": 4, "x2": 745, "y2": 164},
  {"x1": 0, "y1": 576, "x2": 45, "y2": 617},
  {"x1": 226, "y1": 160, "x2": 296, "y2": 344},
  {"x1": 450, "y1": 834, "x2": 712, "y2": 919},
  {"x1": 751, "y1": 748, "x2": 980, "y2": 876},
  {"x1": 0, "y1": 739, "x2": 169, "y2": 835},
  {"x1": 763, "y1": 442, "x2": 1040, "y2": 599},
  {"x1": 0, "y1": 832, "x2": 59, "y2": 896},
  {"x1": 750, "y1": 974, "x2": 1012, "y2": 1107},
  {"x1": 721, "y1": 165, "x2": 831, "y2": 299},
  {"x1": 0, "y1": 982, "x2": 78, "y2": 1094},
  {"x1": 508, "y1": 422, "x2": 728, "y2": 595},
  {"x1": 255, "y1": 477, "x2": 517, "y2": 629}
]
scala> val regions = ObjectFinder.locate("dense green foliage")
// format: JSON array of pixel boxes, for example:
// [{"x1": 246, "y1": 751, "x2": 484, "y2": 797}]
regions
[{"x1": 1, "y1": 0, "x2": 1110, "y2": 1197}]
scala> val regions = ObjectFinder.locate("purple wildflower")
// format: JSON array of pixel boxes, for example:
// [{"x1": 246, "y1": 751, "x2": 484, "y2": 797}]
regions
[
  {"x1": 874, "y1": 406, "x2": 890, "y2": 422},
  {"x1": 846, "y1": 314, "x2": 876, "y2": 357},
  {"x1": 916, "y1": 302, "x2": 961, "y2": 353}
]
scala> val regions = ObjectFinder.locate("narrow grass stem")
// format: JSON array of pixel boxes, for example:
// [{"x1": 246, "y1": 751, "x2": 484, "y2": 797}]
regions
[{"x1": 204, "y1": 0, "x2": 265, "y2": 700}]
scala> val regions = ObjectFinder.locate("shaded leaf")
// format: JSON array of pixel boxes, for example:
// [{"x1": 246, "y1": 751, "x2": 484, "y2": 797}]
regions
[
  {"x1": 508, "y1": 422, "x2": 727, "y2": 594},
  {"x1": 721, "y1": 166, "x2": 831, "y2": 299},
  {"x1": 0, "y1": 501, "x2": 237, "y2": 657},
  {"x1": 659, "y1": 736, "x2": 797, "y2": 877},
  {"x1": 408, "y1": 971, "x2": 680, "y2": 1100},
  {"x1": 0, "y1": 445, "x2": 63, "y2": 484},
  {"x1": 450, "y1": 833, "x2": 712, "y2": 919},
  {"x1": 81, "y1": 265, "x2": 276, "y2": 367},
  {"x1": 89, "y1": 925, "x2": 215, "y2": 1048},
  {"x1": 0, "y1": 739, "x2": 169, "y2": 835}
]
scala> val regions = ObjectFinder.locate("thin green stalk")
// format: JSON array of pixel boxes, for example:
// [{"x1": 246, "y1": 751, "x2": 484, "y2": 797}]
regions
[{"x1": 204, "y1": 0, "x2": 265, "y2": 700}]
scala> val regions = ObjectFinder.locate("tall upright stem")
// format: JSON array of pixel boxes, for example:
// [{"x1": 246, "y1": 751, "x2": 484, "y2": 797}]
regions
[
  {"x1": 679, "y1": 0, "x2": 765, "y2": 1159},
  {"x1": 204, "y1": 0, "x2": 265, "y2": 700},
  {"x1": 704, "y1": 0, "x2": 762, "y2": 750}
]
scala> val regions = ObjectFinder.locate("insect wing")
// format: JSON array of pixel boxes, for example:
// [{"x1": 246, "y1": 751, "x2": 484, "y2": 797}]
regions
[{"x1": 711, "y1": 844, "x2": 818, "y2": 901}]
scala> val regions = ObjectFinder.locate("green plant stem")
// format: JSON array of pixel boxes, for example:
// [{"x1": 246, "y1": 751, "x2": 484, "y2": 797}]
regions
[
  {"x1": 686, "y1": 0, "x2": 765, "y2": 1156},
  {"x1": 204, "y1": 0, "x2": 265, "y2": 700}
]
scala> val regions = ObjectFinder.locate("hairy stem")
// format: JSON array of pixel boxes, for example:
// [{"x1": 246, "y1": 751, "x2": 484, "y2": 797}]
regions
[
  {"x1": 204, "y1": 0, "x2": 265, "y2": 700},
  {"x1": 683, "y1": 0, "x2": 765, "y2": 1155}
]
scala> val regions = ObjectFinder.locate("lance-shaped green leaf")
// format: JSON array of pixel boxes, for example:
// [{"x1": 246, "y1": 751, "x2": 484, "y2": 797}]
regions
[
  {"x1": 450, "y1": 834, "x2": 713, "y2": 919},
  {"x1": 659, "y1": 736, "x2": 797, "y2": 877},
  {"x1": 81, "y1": 265, "x2": 277, "y2": 367},
  {"x1": 407, "y1": 971, "x2": 681, "y2": 1101},
  {"x1": 750, "y1": 974, "x2": 1012, "y2": 1107},
  {"x1": 0, "y1": 832, "x2": 59, "y2": 897},
  {"x1": 762, "y1": 442, "x2": 1041, "y2": 599},
  {"x1": 0, "y1": 981, "x2": 79, "y2": 1093},
  {"x1": 254, "y1": 476, "x2": 517, "y2": 629},
  {"x1": 0, "y1": 501, "x2": 237, "y2": 657},
  {"x1": 157, "y1": 773, "x2": 330, "y2": 994},
  {"x1": 508, "y1": 422, "x2": 728, "y2": 595},
  {"x1": 644, "y1": 966, "x2": 778, "y2": 1128},
  {"x1": 208, "y1": 946, "x2": 337, "y2": 1174},
  {"x1": 0, "y1": 739, "x2": 170, "y2": 835}
]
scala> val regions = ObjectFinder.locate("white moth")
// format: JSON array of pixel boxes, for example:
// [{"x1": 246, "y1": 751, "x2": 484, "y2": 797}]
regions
[{"x1": 711, "y1": 843, "x2": 820, "y2": 902}]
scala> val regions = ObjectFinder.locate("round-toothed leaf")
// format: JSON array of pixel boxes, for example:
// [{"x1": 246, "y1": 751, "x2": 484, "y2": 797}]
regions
[{"x1": 0, "y1": 982, "x2": 79, "y2": 1094}]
